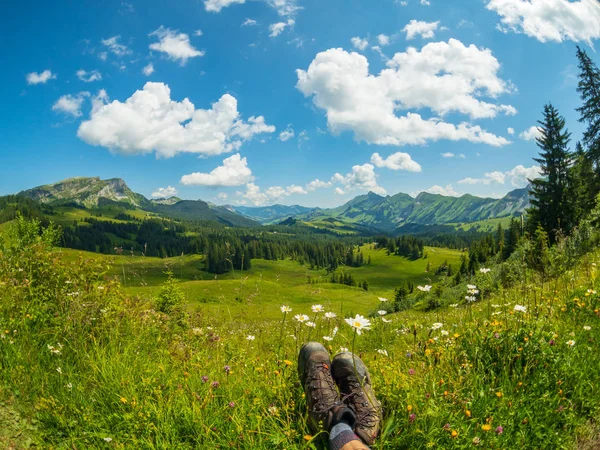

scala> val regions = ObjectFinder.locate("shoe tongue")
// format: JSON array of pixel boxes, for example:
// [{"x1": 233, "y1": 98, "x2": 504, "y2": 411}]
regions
[{"x1": 330, "y1": 405, "x2": 356, "y2": 429}]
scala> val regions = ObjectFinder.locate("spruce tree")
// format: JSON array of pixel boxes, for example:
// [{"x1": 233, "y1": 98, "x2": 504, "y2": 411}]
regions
[
  {"x1": 527, "y1": 104, "x2": 573, "y2": 242},
  {"x1": 569, "y1": 141, "x2": 595, "y2": 224},
  {"x1": 576, "y1": 47, "x2": 600, "y2": 170}
]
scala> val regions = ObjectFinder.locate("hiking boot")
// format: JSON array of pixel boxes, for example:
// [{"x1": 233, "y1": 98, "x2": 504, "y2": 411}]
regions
[
  {"x1": 298, "y1": 342, "x2": 354, "y2": 432},
  {"x1": 332, "y1": 352, "x2": 382, "y2": 446}
]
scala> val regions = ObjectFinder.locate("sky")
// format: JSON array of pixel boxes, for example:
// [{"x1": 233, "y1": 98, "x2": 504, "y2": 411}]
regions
[{"x1": 2, "y1": 0, "x2": 600, "y2": 208}]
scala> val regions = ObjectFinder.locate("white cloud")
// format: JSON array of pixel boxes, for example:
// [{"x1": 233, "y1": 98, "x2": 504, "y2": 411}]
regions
[
  {"x1": 441, "y1": 152, "x2": 455, "y2": 158},
  {"x1": 351, "y1": 37, "x2": 369, "y2": 51},
  {"x1": 142, "y1": 63, "x2": 154, "y2": 76},
  {"x1": 77, "y1": 82, "x2": 275, "y2": 158},
  {"x1": 101, "y1": 36, "x2": 131, "y2": 56},
  {"x1": 279, "y1": 126, "x2": 295, "y2": 141},
  {"x1": 332, "y1": 163, "x2": 386, "y2": 195},
  {"x1": 269, "y1": 0, "x2": 301, "y2": 16},
  {"x1": 269, "y1": 19, "x2": 294, "y2": 37},
  {"x1": 423, "y1": 184, "x2": 461, "y2": 196},
  {"x1": 149, "y1": 27, "x2": 205, "y2": 65},
  {"x1": 306, "y1": 179, "x2": 332, "y2": 191},
  {"x1": 52, "y1": 92, "x2": 89, "y2": 117},
  {"x1": 334, "y1": 187, "x2": 346, "y2": 195},
  {"x1": 458, "y1": 164, "x2": 540, "y2": 187},
  {"x1": 238, "y1": 181, "x2": 307, "y2": 206},
  {"x1": 286, "y1": 184, "x2": 308, "y2": 195},
  {"x1": 421, "y1": 0, "x2": 431, "y2": 5},
  {"x1": 507, "y1": 127, "x2": 515, "y2": 135},
  {"x1": 397, "y1": 1, "x2": 408, "y2": 5},
  {"x1": 217, "y1": 192, "x2": 228, "y2": 200},
  {"x1": 520, "y1": 125, "x2": 542, "y2": 141},
  {"x1": 205, "y1": 0, "x2": 245, "y2": 12},
  {"x1": 242, "y1": 18, "x2": 257, "y2": 26},
  {"x1": 371, "y1": 152, "x2": 422, "y2": 172},
  {"x1": 98, "y1": 52, "x2": 108, "y2": 61},
  {"x1": 76, "y1": 69, "x2": 102, "y2": 82},
  {"x1": 402, "y1": 20, "x2": 440, "y2": 40},
  {"x1": 377, "y1": 34, "x2": 391, "y2": 46},
  {"x1": 152, "y1": 186, "x2": 178, "y2": 198},
  {"x1": 194, "y1": 30, "x2": 204, "y2": 36},
  {"x1": 486, "y1": 0, "x2": 600, "y2": 44},
  {"x1": 181, "y1": 153, "x2": 254, "y2": 187},
  {"x1": 26, "y1": 70, "x2": 56, "y2": 85},
  {"x1": 296, "y1": 41, "x2": 514, "y2": 148}
]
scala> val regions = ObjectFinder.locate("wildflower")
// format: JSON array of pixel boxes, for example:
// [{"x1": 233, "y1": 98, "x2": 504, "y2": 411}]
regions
[
  {"x1": 377, "y1": 310, "x2": 387, "y2": 316},
  {"x1": 495, "y1": 426, "x2": 504, "y2": 435},
  {"x1": 229, "y1": 401, "x2": 235, "y2": 408},
  {"x1": 103, "y1": 437, "x2": 113, "y2": 442},
  {"x1": 381, "y1": 318, "x2": 392, "y2": 323},
  {"x1": 268, "y1": 405, "x2": 278, "y2": 415},
  {"x1": 311, "y1": 304, "x2": 324, "y2": 313},
  {"x1": 549, "y1": 339, "x2": 555, "y2": 346},
  {"x1": 192, "y1": 328, "x2": 203, "y2": 335},
  {"x1": 584, "y1": 326, "x2": 592, "y2": 331},
  {"x1": 120, "y1": 397, "x2": 127, "y2": 404},
  {"x1": 451, "y1": 430, "x2": 458, "y2": 438},
  {"x1": 514, "y1": 305, "x2": 527, "y2": 313},
  {"x1": 431, "y1": 323, "x2": 443, "y2": 330},
  {"x1": 567, "y1": 340, "x2": 575, "y2": 347},
  {"x1": 482, "y1": 424, "x2": 491, "y2": 431},
  {"x1": 409, "y1": 413, "x2": 416, "y2": 423},
  {"x1": 66, "y1": 383, "x2": 73, "y2": 390},
  {"x1": 246, "y1": 335, "x2": 255, "y2": 341},
  {"x1": 473, "y1": 437, "x2": 481, "y2": 445},
  {"x1": 211, "y1": 381, "x2": 220, "y2": 388},
  {"x1": 281, "y1": 305, "x2": 292, "y2": 313},
  {"x1": 224, "y1": 365, "x2": 231, "y2": 373},
  {"x1": 325, "y1": 312, "x2": 337, "y2": 319},
  {"x1": 417, "y1": 285, "x2": 432, "y2": 292},
  {"x1": 450, "y1": 303, "x2": 458, "y2": 307},
  {"x1": 465, "y1": 296, "x2": 477, "y2": 302},
  {"x1": 408, "y1": 368, "x2": 415, "y2": 375},
  {"x1": 283, "y1": 360, "x2": 293, "y2": 366},
  {"x1": 407, "y1": 405, "x2": 413, "y2": 412},
  {"x1": 496, "y1": 392, "x2": 503, "y2": 398},
  {"x1": 323, "y1": 336, "x2": 333, "y2": 341},
  {"x1": 305, "y1": 321, "x2": 316, "y2": 328},
  {"x1": 56, "y1": 367, "x2": 62, "y2": 374},
  {"x1": 339, "y1": 347, "x2": 349, "y2": 352},
  {"x1": 441, "y1": 330, "x2": 449, "y2": 336},
  {"x1": 378, "y1": 297, "x2": 388, "y2": 302},
  {"x1": 344, "y1": 314, "x2": 371, "y2": 335},
  {"x1": 332, "y1": 326, "x2": 338, "y2": 336},
  {"x1": 201, "y1": 376, "x2": 209, "y2": 383},
  {"x1": 480, "y1": 268, "x2": 491, "y2": 274},
  {"x1": 294, "y1": 314, "x2": 309, "y2": 323},
  {"x1": 377, "y1": 349, "x2": 388, "y2": 357}
]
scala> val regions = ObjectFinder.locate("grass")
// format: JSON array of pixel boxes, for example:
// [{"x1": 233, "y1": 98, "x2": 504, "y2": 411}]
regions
[{"x1": 2, "y1": 219, "x2": 600, "y2": 448}]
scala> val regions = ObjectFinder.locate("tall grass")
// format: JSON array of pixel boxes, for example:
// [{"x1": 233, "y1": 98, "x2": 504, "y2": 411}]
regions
[{"x1": 1, "y1": 217, "x2": 600, "y2": 448}]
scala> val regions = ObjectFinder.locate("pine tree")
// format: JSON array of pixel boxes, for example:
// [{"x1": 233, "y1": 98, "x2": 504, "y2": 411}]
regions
[
  {"x1": 527, "y1": 104, "x2": 573, "y2": 242},
  {"x1": 569, "y1": 141, "x2": 595, "y2": 223},
  {"x1": 576, "y1": 47, "x2": 600, "y2": 173}
]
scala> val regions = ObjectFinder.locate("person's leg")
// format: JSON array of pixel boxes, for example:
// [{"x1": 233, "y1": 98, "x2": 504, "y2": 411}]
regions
[
  {"x1": 297, "y1": 342, "x2": 369, "y2": 450},
  {"x1": 332, "y1": 352, "x2": 382, "y2": 446}
]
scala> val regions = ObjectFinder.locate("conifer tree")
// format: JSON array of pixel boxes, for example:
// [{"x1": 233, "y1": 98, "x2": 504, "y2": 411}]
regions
[
  {"x1": 528, "y1": 104, "x2": 573, "y2": 242},
  {"x1": 576, "y1": 47, "x2": 600, "y2": 170}
]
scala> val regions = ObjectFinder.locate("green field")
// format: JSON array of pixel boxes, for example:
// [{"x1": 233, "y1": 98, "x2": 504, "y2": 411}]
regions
[{"x1": 53, "y1": 244, "x2": 462, "y2": 322}]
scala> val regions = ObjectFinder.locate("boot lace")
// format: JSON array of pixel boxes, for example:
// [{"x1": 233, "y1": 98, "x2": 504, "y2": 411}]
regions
[{"x1": 308, "y1": 362, "x2": 342, "y2": 414}]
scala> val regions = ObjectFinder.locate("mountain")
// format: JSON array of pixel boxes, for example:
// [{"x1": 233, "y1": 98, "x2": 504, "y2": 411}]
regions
[
  {"x1": 296, "y1": 187, "x2": 530, "y2": 233},
  {"x1": 19, "y1": 177, "x2": 150, "y2": 209},
  {"x1": 18, "y1": 177, "x2": 259, "y2": 227},
  {"x1": 231, "y1": 204, "x2": 318, "y2": 224}
]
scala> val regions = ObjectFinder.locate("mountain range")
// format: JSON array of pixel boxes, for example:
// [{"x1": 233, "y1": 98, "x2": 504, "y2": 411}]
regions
[{"x1": 15, "y1": 177, "x2": 530, "y2": 233}]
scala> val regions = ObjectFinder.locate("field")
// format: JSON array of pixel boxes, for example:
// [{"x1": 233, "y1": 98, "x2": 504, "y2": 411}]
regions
[{"x1": 53, "y1": 244, "x2": 462, "y2": 322}]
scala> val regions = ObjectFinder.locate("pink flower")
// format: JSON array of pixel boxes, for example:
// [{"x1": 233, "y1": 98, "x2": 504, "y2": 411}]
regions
[{"x1": 495, "y1": 426, "x2": 504, "y2": 435}]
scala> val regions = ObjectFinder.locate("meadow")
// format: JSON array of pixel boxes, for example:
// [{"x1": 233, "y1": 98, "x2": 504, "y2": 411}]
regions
[{"x1": 1, "y1": 218, "x2": 600, "y2": 449}]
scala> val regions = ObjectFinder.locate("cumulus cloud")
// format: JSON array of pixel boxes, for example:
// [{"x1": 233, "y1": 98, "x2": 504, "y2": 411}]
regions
[
  {"x1": 458, "y1": 164, "x2": 541, "y2": 187},
  {"x1": 180, "y1": 153, "x2": 253, "y2": 186},
  {"x1": 101, "y1": 36, "x2": 131, "y2": 56},
  {"x1": 149, "y1": 27, "x2": 205, "y2": 65},
  {"x1": 217, "y1": 192, "x2": 228, "y2": 200},
  {"x1": 152, "y1": 186, "x2": 178, "y2": 198},
  {"x1": 421, "y1": 0, "x2": 431, "y2": 5},
  {"x1": 77, "y1": 82, "x2": 275, "y2": 158},
  {"x1": 334, "y1": 187, "x2": 346, "y2": 195},
  {"x1": 520, "y1": 125, "x2": 542, "y2": 141},
  {"x1": 237, "y1": 181, "x2": 308, "y2": 206},
  {"x1": 371, "y1": 152, "x2": 422, "y2": 172},
  {"x1": 486, "y1": 0, "x2": 600, "y2": 44},
  {"x1": 306, "y1": 179, "x2": 332, "y2": 191},
  {"x1": 242, "y1": 18, "x2": 257, "y2": 26},
  {"x1": 507, "y1": 127, "x2": 515, "y2": 135},
  {"x1": 441, "y1": 152, "x2": 465, "y2": 158},
  {"x1": 52, "y1": 92, "x2": 89, "y2": 117},
  {"x1": 351, "y1": 37, "x2": 369, "y2": 51},
  {"x1": 269, "y1": 19, "x2": 295, "y2": 37},
  {"x1": 76, "y1": 69, "x2": 102, "y2": 82},
  {"x1": 331, "y1": 163, "x2": 386, "y2": 195},
  {"x1": 377, "y1": 34, "x2": 391, "y2": 46},
  {"x1": 26, "y1": 70, "x2": 56, "y2": 85},
  {"x1": 279, "y1": 126, "x2": 295, "y2": 141},
  {"x1": 296, "y1": 41, "x2": 514, "y2": 148},
  {"x1": 142, "y1": 63, "x2": 154, "y2": 76},
  {"x1": 423, "y1": 184, "x2": 461, "y2": 196},
  {"x1": 402, "y1": 20, "x2": 440, "y2": 40},
  {"x1": 205, "y1": 0, "x2": 245, "y2": 12}
]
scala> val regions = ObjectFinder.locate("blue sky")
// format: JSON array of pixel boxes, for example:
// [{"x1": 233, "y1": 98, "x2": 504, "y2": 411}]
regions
[{"x1": 2, "y1": 0, "x2": 599, "y2": 207}]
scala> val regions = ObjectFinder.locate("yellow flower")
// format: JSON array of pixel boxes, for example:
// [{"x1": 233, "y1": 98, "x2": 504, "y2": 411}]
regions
[
  {"x1": 466, "y1": 410, "x2": 471, "y2": 418},
  {"x1": 451, "y1": 430, "x2": 458, "y2": 438},
  {"x1": 120, "y1": 397, "x2": 128, "y2": 404},
  {"x1": 303, "y1": 435, "x2": 313, "y2": 441},
  {"x1": 482, "y1": 424, "x2": 491, "y2": 431},
  {"x1": 496, "y1": 392, "x2": 503, "y2": 398},
  {"x1": 283, "y1": 360, "x2": 293, "y2": 366},
  {"x1": 407, "y1": 405, "x2": 413, "y2": 412}
]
